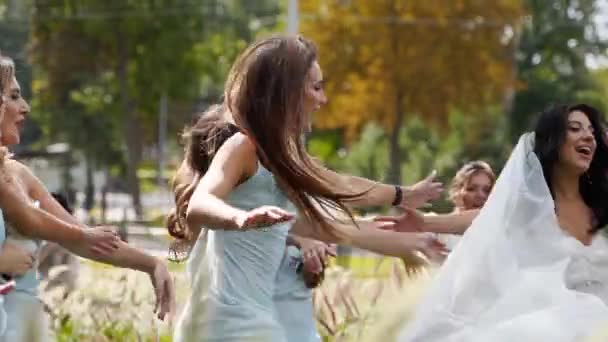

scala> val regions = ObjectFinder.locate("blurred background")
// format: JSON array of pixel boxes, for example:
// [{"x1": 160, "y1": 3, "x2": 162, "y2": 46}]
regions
[{"x1": 2, "y1": 0, "x2": 608, "y2": 340}]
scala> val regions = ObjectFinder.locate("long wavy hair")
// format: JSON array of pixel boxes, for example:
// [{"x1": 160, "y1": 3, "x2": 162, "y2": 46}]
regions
[
  {"x1": 533, "y1": 103, "x2": 608, "y2": 232},
  {"x1": 225, "y1": 35, "x2": 368, "y2": 241},
  {"x1": 166, "y1": 104, "x2": 239, "y2": 260}
]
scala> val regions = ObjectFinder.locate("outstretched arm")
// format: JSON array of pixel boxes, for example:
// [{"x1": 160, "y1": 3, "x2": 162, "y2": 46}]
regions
[
  {"x1": 313, "y1": 162, "x2": 442, "y2": 209},
  {"x1": 18, "y1": 161, "x2": 158, "y2": 272},
  {"x1": 16, "y1": 161, "x2": 175, "y2": 320},
  {"x1": 186, "y1": 133, "x2": 294, "y2": 234},
  {"x1": 290, "y1": 216, "x2": 445, "y2": 262},
  {"x1": 373, "y1": 208, "x2": 480, "y2": 235},
  {"x1": 0, "y1": 178, "x2": 116, "y2": 253},
  {"x1": 422, "y1": 210, "x2": 479, "y2": 234}
]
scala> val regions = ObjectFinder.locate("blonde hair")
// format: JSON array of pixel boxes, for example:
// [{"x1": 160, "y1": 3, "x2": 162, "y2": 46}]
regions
[
  {"x1": 0, "y1": 54, "x2": 14, "y2": 124},
  {"x1": 0, "y1": 54, "x2": 15, "y2": 164},
  {"x1": 448, "y1": 161, "x2": 495, "y2": 209}
]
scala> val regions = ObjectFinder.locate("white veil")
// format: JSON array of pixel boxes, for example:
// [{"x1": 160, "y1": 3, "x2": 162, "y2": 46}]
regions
[{"x1": 399, "y1": 133, "x2": 608, "y2": 341}]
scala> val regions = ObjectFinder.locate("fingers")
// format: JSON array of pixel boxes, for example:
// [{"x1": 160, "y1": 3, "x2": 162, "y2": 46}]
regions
[
  {"x1": 244, "y1": 206, "x2": 295, "y2": 229},
  {"x1": 401, "y1": 206, "x2": 417, "y2": 216},
  {"x1": 373, "y1": 215, "x2": 404, "y2": 230},
  {"x1": 373, "y1": 215, "x2": 401, "y2": 223},
  {"x1": 152, "y1": 268, "x2": 176, "y2": 322},
  {"x1": 0, "y1": 280, "x2": 15, "y2": 295},
  {"x1": 424, "y1": 169, "x2": 438, "y2": 182},
  {"x1": 90, "y1": 242, "x2": 116, "y2": 256},
  {"x1": 375, "y1": 221, "x2": 396, "y2": 230},
  {"x1": 303, "y1": 250, "x2": 323, "y2": 273},
  {"x1": 167, "y1": 276, "x2": 177, "y2": 321},
  {"x1": 98, "y1": 225, "x2": 119, "y2": 234},
  {"x1": 326, "y1": 244, "x2": 338, "y2": 257},
  {"x1": 318, "y1": 247, "x2": 329, "y2": 266},
  {"x1": 267, "y1": 207, "x2": 295, "y2": 220},
  {"x1": 154, "y1": 283, "x2": 162, "y2": 317}
]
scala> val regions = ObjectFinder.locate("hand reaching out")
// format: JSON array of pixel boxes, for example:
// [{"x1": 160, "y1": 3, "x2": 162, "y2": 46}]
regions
[
  {"x1": 400, "y1": 170, "x2": 443, "y2": 209},
  {"x1": 373, "y1": 206, "x2": 425, "y2": 233},
  {"x1": 236, "y1": 206, "x2": 295, "y2": 230}
]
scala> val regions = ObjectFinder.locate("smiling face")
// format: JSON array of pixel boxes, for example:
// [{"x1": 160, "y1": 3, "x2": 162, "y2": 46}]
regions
[
  {"x1": 557, "y1": 110, "x2": 596, "y2": 175},
  {"x1": 1, "y1": 77, "x2": 29, "y2": 146},
  {"x1": 460, "y1": 171, "x2": 493, "y2": 210}
]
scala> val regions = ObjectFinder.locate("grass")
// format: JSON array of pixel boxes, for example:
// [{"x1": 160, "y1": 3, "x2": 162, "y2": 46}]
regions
[{"x1": 44, "y1": 252, "x2": 608, "y2": 341}]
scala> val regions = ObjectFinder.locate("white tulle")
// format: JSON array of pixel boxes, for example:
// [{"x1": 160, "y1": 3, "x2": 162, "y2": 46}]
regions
[{"x1": 400, "y1": 133, "x2": 608, "y2": 342}]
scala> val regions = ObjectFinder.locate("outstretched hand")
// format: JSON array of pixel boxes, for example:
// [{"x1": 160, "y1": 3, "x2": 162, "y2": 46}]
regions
[
  {"x1": 83, "y1": 227, "x2": 120, "y2": 256},
  {"x1": 400, "y1": 170, "x2": 443, "y2": 209},
  {"x1": 149, "y1": 260, "x2": 176, "y2": 322},
  {"x1": 373, "y1": 206, "x2": 425, "y2": 233},
  {"x1": 236, "y1": 206, "x2": 295, "y2": 230}
]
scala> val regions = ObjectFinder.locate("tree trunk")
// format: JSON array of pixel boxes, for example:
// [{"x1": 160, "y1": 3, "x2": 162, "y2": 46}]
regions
[
  {"x1": 84, "y1": 153, "x2": 95, "y2": 211},
  {"x1": 506, "y1": 22, "x2": 523, "y2": 142},
  {"x1": 116, "y1": 34, "x2": 143, "y2": 218},
  {"x1": 387, "y1": 19, "x2": 406, "y2": 185},
  {"x1": 387, "y1": 92, "x2": 405, "y2": 184}
]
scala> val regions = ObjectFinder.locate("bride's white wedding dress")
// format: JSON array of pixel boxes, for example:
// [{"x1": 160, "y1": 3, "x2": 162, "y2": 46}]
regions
[{"x1": 400, "y1": 133, "x2": 608, "y2": 342}]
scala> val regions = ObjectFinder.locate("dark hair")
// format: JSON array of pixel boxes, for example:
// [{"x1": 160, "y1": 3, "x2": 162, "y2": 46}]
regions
[
  {"x1": 534, "y1": 103, "x2": 608, "y2": 232},
  {"x1": 166, "y1": 104, "x2": 239, "y2": 249},
  {"x1": 225, "y1": 35, "x2": 367, "y2": 241},
  {"x1": 51, "y1": 192, "x2": 73, "y2": 214}
]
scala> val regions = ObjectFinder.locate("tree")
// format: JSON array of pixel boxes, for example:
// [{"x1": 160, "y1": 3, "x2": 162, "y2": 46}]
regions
[
  {"x1": 0, "y1": 0, "x2": 40, "y2": 149},
  {"x1": 300, "y1": 0, "x2": 523, "y2": 183},
  {"x1": 30, "y1": 0, "x2": 281, "y2": 216},
  {"x1": 509, "y1": 0, "x2": 606, "y2": 140}
]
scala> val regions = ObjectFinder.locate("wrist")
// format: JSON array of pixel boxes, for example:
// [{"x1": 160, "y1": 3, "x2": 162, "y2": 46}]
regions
[
  {"x1": 412, "y1": 233, "x2": 430, "y2": 252},
  {"x1": 231, "y1": 210, "x2": 249, "y2": 230},
  {"x1": 392, "y1": 185, "x2": 404, "y2": 206},
  {"x1": 67, "y1": 225, "x2": 87, "y2": 244}
]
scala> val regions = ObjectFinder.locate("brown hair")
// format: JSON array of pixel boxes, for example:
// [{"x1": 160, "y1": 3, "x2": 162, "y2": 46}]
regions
[
  {"x1": 225, "y1": 35, "x2": 366, "y2": 241},
  {"x1": 166, "y1": 104, "x2": 239, "y2": 258},
  {"x1": 448, "y1": 161, "x2": 496, "y2": 208}
]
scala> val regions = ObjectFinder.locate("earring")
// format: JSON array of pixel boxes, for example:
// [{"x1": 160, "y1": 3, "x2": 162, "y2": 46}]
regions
[{"x1": 585, "y1": 171, "x2": 592, "y2": 185}]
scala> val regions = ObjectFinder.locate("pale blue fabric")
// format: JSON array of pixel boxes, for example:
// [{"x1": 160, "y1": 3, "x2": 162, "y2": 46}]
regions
[
  {"x1": 2, "y1": 201, "x2": 49, "y2": 342},
  {"x1": 175, "y1": 164, "x2": 293, "y2": 341},
  {"x1": 274, "y1": 245, "x2": 321, "y2": 342}
]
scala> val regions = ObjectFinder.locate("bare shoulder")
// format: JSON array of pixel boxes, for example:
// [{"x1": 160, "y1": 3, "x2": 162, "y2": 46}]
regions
[
  {"x1": 4, "y1": 159, "x2": 32, "y2": 180},
  {"x1": 223, "y1": 132, "x2": 257, "y2": 155},
  {"x1": 217, "y1": 132, "x2": 259, "y2": 175}
]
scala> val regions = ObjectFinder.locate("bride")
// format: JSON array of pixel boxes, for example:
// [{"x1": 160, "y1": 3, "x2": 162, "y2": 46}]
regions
[{"x1": 399, "y1": 103, "x2": 608, "y2": 341}]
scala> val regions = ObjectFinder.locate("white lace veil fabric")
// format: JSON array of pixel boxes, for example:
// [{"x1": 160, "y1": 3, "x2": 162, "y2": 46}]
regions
[{"x1": 399, "y1": 133, "x2": 608, "y2": 342}]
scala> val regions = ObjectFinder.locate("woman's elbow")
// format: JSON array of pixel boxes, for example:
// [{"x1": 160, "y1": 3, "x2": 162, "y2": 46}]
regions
[{"x1": 185, "y1": 205, "x2": 204, "y2": 231}]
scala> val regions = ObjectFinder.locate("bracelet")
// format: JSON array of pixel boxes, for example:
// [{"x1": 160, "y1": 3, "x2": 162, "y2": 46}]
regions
[{"x1": 392, "y1": 185, "x2": 402, "y2": 206}]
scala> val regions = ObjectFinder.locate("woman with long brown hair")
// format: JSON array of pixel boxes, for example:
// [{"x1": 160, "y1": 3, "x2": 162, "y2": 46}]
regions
[{"x1": 170, "y1": 36, "x2": 446, "y2": 342}]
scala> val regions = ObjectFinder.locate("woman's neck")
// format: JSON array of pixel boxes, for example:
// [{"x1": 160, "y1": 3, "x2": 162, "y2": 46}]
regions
[{"x1": 552, "y1": 167, "x2": 581, "y2": 202}]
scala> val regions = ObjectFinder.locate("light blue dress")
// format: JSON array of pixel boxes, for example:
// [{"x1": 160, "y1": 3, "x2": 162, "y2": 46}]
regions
[
  {"x1": 274, "y1": 245, "x2": 321, "y2": 342},
  {"x1": 2, "y1": 201, "x2": 50, "y2": 342},
  {"x1": 174, "y1": 164, "x2": 293, "y2": 342}
]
